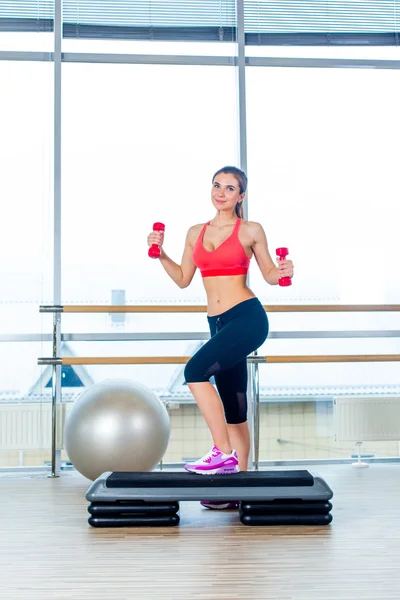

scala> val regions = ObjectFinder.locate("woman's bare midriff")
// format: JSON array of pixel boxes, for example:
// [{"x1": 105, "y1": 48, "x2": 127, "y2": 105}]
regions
[{"x1": 202, "y1": 274, "x2": 256, "y2": 316}]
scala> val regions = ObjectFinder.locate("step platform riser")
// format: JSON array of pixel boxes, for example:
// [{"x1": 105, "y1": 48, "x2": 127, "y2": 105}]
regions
[
  {"x1": 240, "y1": 513, "x2": 333, "y2": 526},
  {"x1": 88, "y1": 501, "x2": 180, "y2": 516},
  {"x1": 89, "y1": 515, "x2": 180, "y2": 528},
  {"x1": 240, "y1": 501, "x2": 333, "y2": 515}
]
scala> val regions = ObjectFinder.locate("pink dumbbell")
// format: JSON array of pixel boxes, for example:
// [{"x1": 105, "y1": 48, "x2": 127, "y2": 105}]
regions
[
  {"x1": 148, "y1": 222, "x2": 165, "y2": 258},
  {"x1": 276, "y1": 247, "x2": 292, "y2": 287}
]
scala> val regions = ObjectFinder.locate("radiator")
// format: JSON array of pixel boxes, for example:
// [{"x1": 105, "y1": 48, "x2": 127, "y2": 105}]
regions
[
  {"x1": 334, "y1": 397, "x2": 400, "y2": 442},
  {"x1": 0, "y1": 404, "x2": 67, "y2": 450}
]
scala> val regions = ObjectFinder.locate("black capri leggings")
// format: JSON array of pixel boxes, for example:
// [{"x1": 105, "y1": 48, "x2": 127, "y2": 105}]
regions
[{"x1": 184, "y1": 298, "x2": 269, "y2": 424}]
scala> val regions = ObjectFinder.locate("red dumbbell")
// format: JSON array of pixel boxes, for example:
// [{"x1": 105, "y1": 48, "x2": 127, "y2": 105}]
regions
[
  {"x1": 276, "y1": 247, "x2": 292, "y2": 287},
  {"x1": 148, "y1": 222, "x2": 165, "y2": 258}
]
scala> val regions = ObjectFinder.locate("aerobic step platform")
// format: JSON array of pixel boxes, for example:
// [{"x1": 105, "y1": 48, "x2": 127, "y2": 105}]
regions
[{"x1": 86, "y1": 470, "x2": 333, "y2": 527}]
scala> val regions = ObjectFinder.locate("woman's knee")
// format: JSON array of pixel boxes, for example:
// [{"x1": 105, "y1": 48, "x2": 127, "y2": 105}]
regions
[
  {"x1": 184, "y1": 352, "x2": 222, "y2": 383},
  {"x1": 184, "y1": 358, "x2": 208, "y2": 384}
]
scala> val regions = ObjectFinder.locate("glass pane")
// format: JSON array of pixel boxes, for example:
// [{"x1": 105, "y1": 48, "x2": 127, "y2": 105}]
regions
[
  {"x1": 0, "y1": 61, "x2": 53, "y2": 335},
  {"x1": 246, "y1": 66, "x2": 400, "y2": 306},
  {"x1": 62, "y1": 63, "x2": 238, "y2": 314}
]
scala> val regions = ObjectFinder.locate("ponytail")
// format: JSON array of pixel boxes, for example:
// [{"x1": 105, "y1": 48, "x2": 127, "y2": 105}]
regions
[{"x1": 235, "y1": 202, "x2": 244, "y2": 219}]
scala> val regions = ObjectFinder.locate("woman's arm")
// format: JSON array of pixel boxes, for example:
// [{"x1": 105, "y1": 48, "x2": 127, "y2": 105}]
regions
[
  {"x1": 250, "y1": 222, "x2": 293, "y2": 285},
  {"x1": 158, "y1": 226, "x2": 198, "y2": 289}
]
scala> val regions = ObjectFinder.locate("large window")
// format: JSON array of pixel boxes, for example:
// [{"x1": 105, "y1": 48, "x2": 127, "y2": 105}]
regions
[{"x1": 1, "y1": 2, "x2": 399, "y2": 469}]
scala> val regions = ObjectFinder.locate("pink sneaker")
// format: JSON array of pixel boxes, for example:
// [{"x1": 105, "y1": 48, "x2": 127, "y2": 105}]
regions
[
  {"x1": 184, "y1": 446, "x2": 239, "y2": 475},
  {"x1": 200, "y1": 500, "x2": 239, "y2": 510}
]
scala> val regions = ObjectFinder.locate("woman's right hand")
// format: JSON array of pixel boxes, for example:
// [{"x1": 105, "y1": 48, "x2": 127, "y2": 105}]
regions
[{"x1": 147, "y1": 230, "x2": 164, "y2": 249}]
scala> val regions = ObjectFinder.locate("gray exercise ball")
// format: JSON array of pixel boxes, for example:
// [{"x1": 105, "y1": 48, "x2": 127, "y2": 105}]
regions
[{"x1": 64, "y1": 378, "x2": 170, "y2": 481}]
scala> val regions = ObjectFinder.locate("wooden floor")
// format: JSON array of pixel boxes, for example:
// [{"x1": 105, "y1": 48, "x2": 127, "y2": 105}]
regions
[{"x1": 1, "y1": 464, "x2": 400, "y2": 600}]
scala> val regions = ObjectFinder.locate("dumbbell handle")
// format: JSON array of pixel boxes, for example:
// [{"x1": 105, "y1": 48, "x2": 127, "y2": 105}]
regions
[{"x1": 148, "y1": 222, "x2": 165, "y2": 259}]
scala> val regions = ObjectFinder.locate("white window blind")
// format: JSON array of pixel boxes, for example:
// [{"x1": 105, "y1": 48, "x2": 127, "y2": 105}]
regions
[
  {"x1": 62, "y1": 1, "x2": 236, "y2": 42},
  {"x1": 0, "y1": 1, "x2": 54, "y2": 32},
  {"x1": 244, "y1": 1, "x2": 400, "y2": 45},
  {"x1": 1, "y1": 1, "x2": 399, "y2": 45}
]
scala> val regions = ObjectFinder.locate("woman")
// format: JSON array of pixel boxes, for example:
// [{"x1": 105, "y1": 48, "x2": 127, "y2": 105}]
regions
[{"x1": 147, "y1": 166, "x2": 294, "y2": 507}]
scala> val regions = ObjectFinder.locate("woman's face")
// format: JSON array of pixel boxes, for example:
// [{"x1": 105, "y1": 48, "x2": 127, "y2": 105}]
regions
[{"x1": 211, "y1": 172, "x2": 244, "y2": 213}]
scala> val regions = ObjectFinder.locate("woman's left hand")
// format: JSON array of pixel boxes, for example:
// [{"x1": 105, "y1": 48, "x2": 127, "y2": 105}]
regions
[{"x1": 277, "y1": 259, "x2": 294, "y2": 279}]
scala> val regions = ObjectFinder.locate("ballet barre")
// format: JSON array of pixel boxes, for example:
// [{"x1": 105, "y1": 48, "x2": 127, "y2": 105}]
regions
[
  {"x1": 40, "y1": 304, "x2": 400, "y2": 313},
  {"x1": 38, "y1": 355, "x2": 400, "y2": 365}
]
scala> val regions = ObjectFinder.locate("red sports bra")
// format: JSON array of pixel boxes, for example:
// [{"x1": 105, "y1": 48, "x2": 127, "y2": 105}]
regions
[{"x1": 192, "y1": 218, "x2": 251, "y2": 278}]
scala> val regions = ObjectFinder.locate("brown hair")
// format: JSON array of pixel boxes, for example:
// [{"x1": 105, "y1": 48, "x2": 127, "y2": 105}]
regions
[{"x1": 212, "y1": 166, "x2": 247, "y2": 219}]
